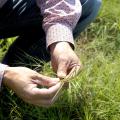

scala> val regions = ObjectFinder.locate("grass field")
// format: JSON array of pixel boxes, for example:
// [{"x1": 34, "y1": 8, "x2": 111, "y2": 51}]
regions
[{"x1": 0, "y1": 0, "x2": 120, "y2": 120}]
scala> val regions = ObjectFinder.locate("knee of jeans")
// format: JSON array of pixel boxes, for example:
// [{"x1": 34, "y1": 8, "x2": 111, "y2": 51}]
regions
[
  {"x1": 92, "y1": 0, "x2": 102, "y2": 19},
  {"x1": 73, "y1": 0, "x2": 102, "y2": 37},
  {"x1": 92, "y1": 0, "x2": 102, "y2": 16},
  {"x1": 97, "y1": 0, "x2": 102, "y2": 5},
  {"x1": 96, "y1": 0, "x2": 102, "y2": 9}
]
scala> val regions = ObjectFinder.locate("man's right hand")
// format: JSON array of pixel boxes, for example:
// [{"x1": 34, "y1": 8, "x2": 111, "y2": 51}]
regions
[{"x1": 3, "y1": 66, "x2": 61, "y2": 107}]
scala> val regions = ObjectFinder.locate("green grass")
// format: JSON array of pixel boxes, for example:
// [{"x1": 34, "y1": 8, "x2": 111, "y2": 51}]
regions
[
  {"x1": 1, "y1": 0, "x2": 120, "y2": 120},
  {"x1": 0, "y1": 38, "x2": 15, "y2": 61}
]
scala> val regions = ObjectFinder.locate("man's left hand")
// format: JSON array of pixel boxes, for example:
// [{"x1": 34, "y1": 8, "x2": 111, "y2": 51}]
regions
[{"x1": 50, "y1": 42, "x2": 82, "y2": 79}]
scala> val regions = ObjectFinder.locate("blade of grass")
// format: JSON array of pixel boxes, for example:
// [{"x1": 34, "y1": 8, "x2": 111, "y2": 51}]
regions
[{"x1": 51, "y1": 65, "x2": 81, "y2": 102}]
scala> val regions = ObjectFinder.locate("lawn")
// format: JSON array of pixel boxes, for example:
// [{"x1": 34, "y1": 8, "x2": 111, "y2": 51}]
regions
[{"x1": 0, "y1": 0, "x2": 120, "y2": 120}]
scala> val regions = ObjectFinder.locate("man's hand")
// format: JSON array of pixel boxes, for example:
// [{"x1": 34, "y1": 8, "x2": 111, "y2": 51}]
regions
[
  {"x1": 3, "y1": 67, "x2": 61, "y2": 107},
  {"x1": 50, "y1": 42, "x2": 82, "y2": 78}
]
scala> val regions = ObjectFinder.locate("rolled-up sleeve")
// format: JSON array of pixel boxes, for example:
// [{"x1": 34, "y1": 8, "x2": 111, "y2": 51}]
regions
[{"x1": 36, "y1": 0, "x2": 82, "y2": 48}]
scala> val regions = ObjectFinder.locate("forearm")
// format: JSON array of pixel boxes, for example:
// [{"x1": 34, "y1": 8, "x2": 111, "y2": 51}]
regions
[{"x1": 36, "y1": 0, "x2": 82, "y2": 49}]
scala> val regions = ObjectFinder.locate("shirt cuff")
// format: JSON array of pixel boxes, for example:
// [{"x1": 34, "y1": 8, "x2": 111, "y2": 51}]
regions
[
  {"x1": 46, "y1": 23, "x2": 75, "y2": 49},
  {"x1": 0, "y1": 63, "x2": 8, "y2": 90}
]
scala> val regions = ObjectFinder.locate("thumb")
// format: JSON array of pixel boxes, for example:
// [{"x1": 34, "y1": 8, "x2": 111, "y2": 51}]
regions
[{"x1": 57, "y1": 61, "x2": 68, "y2": 79}]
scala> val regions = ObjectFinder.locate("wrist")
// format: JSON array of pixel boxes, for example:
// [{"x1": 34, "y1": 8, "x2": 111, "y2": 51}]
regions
[
  {"x1": 50, "y1": 42, "x2": 72, "y2": 55},
  {"x1": 2, "y1": 66, "x2": 13, "y2": 86}
]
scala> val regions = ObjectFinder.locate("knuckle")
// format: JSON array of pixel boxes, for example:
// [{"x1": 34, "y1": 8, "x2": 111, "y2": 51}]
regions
[
  {"x1": 31, "y1": 73, "x2": 39, "y2": 78},
  {"x1": 59, "y1": 55, "x2": 68, "y2": 62}
]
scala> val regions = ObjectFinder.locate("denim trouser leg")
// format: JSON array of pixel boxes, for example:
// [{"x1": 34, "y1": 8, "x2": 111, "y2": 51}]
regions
[
  {"x1": 0, "y1": 0, "x2": 43, "y2": 38},
  {"x1": 2, "y1": 32, "x2": 50, "y2": 67},
  {"x1": 74, "y1": 0, "x2": 102, "y2": 37},
  {"x1": 0, "y1": 0, "x2": 50, "y2": 66}
]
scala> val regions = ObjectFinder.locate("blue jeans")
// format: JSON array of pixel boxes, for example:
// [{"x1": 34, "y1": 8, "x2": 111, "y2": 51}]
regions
[
  {"x1": 74, "y1": 0, "x2": 102, "y2": 37},
  {"x1": 0, "y1": 0, "x2": 102, "y2": 66}
]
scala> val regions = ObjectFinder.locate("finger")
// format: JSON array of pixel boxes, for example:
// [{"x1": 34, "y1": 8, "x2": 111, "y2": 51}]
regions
[
  {"x1": 59, "y1": 64, "x2": 82, "y2": 90},
  {"x1": 67, "y1": 64, "x2": 82, "y2": 79},
  {"x1": 32, "y1": 82, "x2": 62, "y2": 99},
  {"x1": 58, "y1": 64, "x2": 82, "y2": 92},
  {"x1": 33, "y1": 84, "x2": 65, "y2": 107},
  {"x1": 32, "y1": 74, "x2": 60, "y2": 87},
  {"x1": 57, "y1": 60, "x2": 69, "y2": 79}
]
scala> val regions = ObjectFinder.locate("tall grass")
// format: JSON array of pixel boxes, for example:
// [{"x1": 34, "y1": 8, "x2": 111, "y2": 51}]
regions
[
  {"x1": 0, "y1": 0, "x2": 120, "y2": 120},
  {"x1": 0, "y1": 38, "x2": 15, "y2": 61}
]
